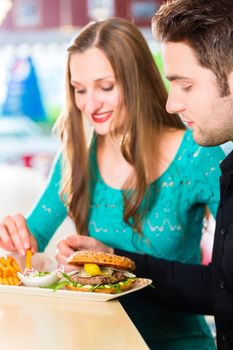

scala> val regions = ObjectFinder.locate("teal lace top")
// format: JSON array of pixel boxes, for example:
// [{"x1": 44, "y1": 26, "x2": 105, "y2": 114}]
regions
[{"x1": 27, "y1": 129, "x2": 224, "y2": 349}]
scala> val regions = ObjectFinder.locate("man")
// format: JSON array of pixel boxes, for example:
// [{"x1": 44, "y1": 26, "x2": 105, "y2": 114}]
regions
[
  {"x1": 55, "y1": 3, "x2": 233, "y2": 348},
  {"x1": 124, "y1": 1, "x2": 233, "y2": 349},
  {"x1": 35, "y1": 2, "x2": 233, "y2": 348}
]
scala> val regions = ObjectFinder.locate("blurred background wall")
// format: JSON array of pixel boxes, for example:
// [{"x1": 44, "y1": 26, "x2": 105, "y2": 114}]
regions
[{"x1": 0, "y1": 0, "x2": 163, "y2": 177}]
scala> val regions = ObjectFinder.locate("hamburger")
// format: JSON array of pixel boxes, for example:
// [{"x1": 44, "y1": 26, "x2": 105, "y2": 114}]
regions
[{"x1": 65, "y1": 251, "x2": 136, "y2": 294}]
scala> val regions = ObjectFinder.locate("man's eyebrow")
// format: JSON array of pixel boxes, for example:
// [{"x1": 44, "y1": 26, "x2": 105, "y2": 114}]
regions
[{"x1": 166, "y1": 75, "x2": 191, "y2": 82}]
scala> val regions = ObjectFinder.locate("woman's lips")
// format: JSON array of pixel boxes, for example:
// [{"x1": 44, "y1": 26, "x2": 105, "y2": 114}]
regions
[{"x1": 92, "y1": 112, "x2": 112, "y2": 123}]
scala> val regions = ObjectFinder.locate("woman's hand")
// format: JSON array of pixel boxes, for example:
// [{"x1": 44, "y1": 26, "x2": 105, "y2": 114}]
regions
[
  {"x1": 56, "y1": 234, "x2": 114, "y2": 272},
  {"x1": 0, "y1": 214, "x2": 38, "y2": 255}
]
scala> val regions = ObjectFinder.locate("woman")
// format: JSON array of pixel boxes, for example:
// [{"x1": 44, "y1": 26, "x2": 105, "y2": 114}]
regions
[{"x1": 0, "y1": 18, "x2": 223, "y2": 349}]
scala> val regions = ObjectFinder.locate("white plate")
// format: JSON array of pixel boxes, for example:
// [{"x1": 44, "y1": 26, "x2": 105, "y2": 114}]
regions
[{"x1": 0, "y1": 278, "x2": 152, "y2": 302}]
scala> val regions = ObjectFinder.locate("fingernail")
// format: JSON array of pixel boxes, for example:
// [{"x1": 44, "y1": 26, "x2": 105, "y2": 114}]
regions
[{"x1": 24, "y1": 242, "x2": 29, "y2": 250}]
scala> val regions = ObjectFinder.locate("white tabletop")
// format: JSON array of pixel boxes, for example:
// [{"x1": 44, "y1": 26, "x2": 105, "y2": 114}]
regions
[{"x1": 0, "y1": 292, "x2": 149, "y2": 350}]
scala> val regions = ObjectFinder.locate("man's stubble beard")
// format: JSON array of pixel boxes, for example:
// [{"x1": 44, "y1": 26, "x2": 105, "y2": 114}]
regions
[{"x1": 194, "y1": 94, "x2": 233, "y2": 147}]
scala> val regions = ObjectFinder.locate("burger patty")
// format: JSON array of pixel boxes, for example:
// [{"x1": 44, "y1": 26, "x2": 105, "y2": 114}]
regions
[{"x1": 70, "y1": 270, "x2": 127, "y2": 285}]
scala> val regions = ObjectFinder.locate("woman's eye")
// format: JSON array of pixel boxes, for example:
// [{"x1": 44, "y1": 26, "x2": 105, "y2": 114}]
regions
[
  {"x1": 101, "y1": 85, "x2": 114, "y2": 92},
  {"x1": 75, "y1": 88, "x2": 85, "y2": 94}
]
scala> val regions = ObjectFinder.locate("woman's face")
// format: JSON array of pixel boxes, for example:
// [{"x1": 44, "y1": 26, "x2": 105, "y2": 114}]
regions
[{"x1": 70, "y1": 47, "x2": 124, "y2": 136}]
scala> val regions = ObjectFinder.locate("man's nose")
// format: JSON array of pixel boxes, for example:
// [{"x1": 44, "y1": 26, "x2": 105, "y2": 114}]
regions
[{"x1": 166, "y1": 93, "x2": 185, "y2": 114}]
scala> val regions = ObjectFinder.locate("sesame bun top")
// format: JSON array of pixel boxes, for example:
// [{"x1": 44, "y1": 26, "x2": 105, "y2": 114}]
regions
[{"x1": 67, "y1": 250, "x2": 136, "y2": 271}]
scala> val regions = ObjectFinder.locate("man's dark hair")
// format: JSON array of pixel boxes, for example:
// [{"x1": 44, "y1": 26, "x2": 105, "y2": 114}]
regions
[{"x1": 152, "y1": 0, "x2": 233, "y2": 96}]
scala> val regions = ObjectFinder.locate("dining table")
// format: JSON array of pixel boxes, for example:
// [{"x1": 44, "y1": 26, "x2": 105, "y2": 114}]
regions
[{"x1": 0, "y1": 289, "x2": 149, "y2": 350}]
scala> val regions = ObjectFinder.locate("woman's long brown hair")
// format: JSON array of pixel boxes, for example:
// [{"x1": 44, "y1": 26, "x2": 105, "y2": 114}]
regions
[{"x1": 56, "y1": 18, "x2": 185, "y2": 236}]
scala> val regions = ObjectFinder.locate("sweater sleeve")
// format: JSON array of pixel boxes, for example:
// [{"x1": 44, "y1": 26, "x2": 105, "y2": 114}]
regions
[
  {"x1": 115, "y1": 248, "x2": 214, "y2": 315},
  {"x1": 26, "y1": 153, "x2": 68, "y2": 252}
]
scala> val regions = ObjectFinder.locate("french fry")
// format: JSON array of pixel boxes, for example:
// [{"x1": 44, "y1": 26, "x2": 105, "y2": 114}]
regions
[
  {"x1": 0, "y1": 257, "x2": 7, "y2": 267},
  {"x1": 7, "y1": 277, "x2": 13, "y2": 285},
  {"x1": 13, "y1": 276, "x2": 20, "y2": 285},
  {"x1": 7, "y1": 277, "x2": 20, "y2": 285},
  {"x1": 11, "y1": 260, "x2": 20, "y2": 272},
  {"x1": 7, "y1": 265, "x2": 17, "y2": 276},
  {"x1": 6, "y1": 256, "x2": 14, "y2": 264},
  {"x1": 25, "y1": 249, "x2": 32, "y2": 269},
  {"x1": 2, "y1": 267, "x2": 7, "y2": 278}
]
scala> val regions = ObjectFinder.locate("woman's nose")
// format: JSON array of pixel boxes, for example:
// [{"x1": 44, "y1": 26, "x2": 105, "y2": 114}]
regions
[{"x1": 84, "y1": 92, "x2": 102, "y2": 115}]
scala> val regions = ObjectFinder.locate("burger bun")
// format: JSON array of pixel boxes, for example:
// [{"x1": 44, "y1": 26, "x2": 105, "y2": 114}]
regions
[{"x1": 68, "y1": 250, "x2": 136, "y2": 271}]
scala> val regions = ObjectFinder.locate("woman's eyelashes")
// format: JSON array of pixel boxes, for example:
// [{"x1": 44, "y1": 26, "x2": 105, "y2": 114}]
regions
[
  {"x1": 75, "y1": 88, "x2": 85, "y2": 94},
  {"x1": 73, "y1": 83, "x2": 115, "y2": 95},
  {"x1": 101, "y1": 85, "x2": 114, "y2": 91}
]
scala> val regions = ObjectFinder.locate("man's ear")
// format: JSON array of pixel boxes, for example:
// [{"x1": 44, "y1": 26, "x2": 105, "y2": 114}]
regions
[{"x1": 228, "y1": 70, "x2": 233, "y2": 95}]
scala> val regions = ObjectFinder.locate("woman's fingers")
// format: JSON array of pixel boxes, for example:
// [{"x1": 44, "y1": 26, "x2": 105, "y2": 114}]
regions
[
  {"x1": 56, "y1": 250, "x2": 69, "y2": 265},
  {"x1": 66, "y1": 235, "x2": 97, "y2": 250},
  {"x1": 56, "y1": 235, "x2": 96, "y2": 267},
  {"x1": 57, "y1": 234, "x2": 93, "y2": 254},
  {"x1": 65, "y1": 235, "x2": 83, "y2": 249},
  {"x1": 57, "y1": 238, "x2": 75, "y2": 257},
  {"x1": 56, "y1": 237, "x2": 77, "y2": 270},
  {"x1": 13, "y1": 214, "x2": 31, "y2": 251},
  {"x1": 56, "y1": 235, "x2": 114, "y2": 273},
  {"x1": 73, "y1": 235, "x2": 112, "y2": 253},
  {"x1": 0, "y1": 222, "x2": 15, "y2": 251},
  {"x1": 0, "y1": 214, "x2": 32, "y2": 255},
  {"x1": 55, "y1": 250, "x2": 79, "y2": 272},
  {"x1": 61, "y1": 234, "x2": 113, "y2": 254}
]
